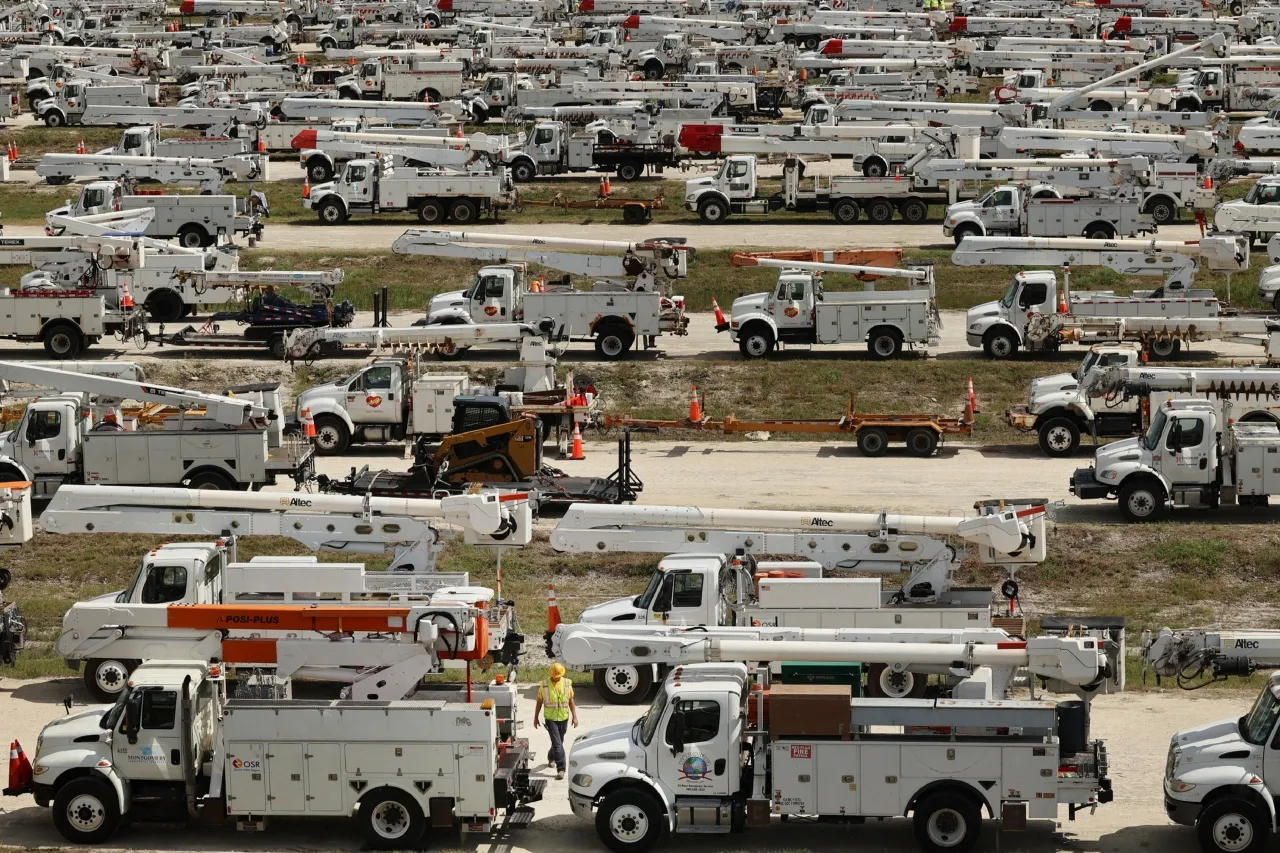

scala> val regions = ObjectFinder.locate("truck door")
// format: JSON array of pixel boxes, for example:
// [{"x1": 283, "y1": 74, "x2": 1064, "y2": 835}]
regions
[
  {"x1": 648, "y1": 569, "x2": 708, "y2": 626},
  {"x1": 725, "y1": 157, "x2": 754, "y2": 200},
  {"x1": 1198, "y1": 69, "x2": 1221, "y2": 105},
  {"x1": 344, "y1": 162, "x2": 372, "y2": 204},
  {"x1": 657, "y1": 694, "x2": 732, "y2": 798},
  {"x1": 1162, "y1": 413, "x2": 1214, "y2": 485},
  {"x1": 345, "y1": 364, "x2": 397, "y2": 424},
  {"x1": 21, "y1": 405, "x2": 74, "y2": 478},
  {"x1": 530, "y1": 123, "x2": 559, "y2": 167},
  {"x1": 114, "y1": 687, "x2": 184, "y2": 782},
  {"x1": 982, "y1": 188, "x2": 1018, "y2": 233},
  {"x1": 484, "y1": 74, "x2": 508, "y2": 108},
  {"x1": 360, "y1": 61, "x2": 381, "y2": 95},
  {"x1": 1015, "y1": 277, "x2": 1052, "y2": 317},
  {"x1": 771, "y1": 276, "x2": 811, "y2": 332},
  {"x1": 470, "y1": 270, "x2": 510, "y2": 321}
]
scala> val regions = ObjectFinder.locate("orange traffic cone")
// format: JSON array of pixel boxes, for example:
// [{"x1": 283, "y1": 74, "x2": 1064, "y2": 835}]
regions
[
  {"x1": 603, "y1": 174, "x2": 611, "y2": 195},
  {"x1": 455, "y1": 124, "x2": 464, "y2": 139},
  {"x1": 302, "y1": 407, "x2": 317, "y2": 437},
  {"x1": 121, "y1": 281, "x2": 135, "y2": 309},
  {"x1": 303, "y1": 177, "x2": 311, "y2": 199},
  {"x1": 599, "y1": 175, "x2": 607, "y2": 197},
  {"x1": 546, "y1": 585, "x2": 562, "y2": 632},
  {"x1": 967, "y1": 378, "x2": 979, "y2": 414},
  {"x1": 711, "y1": 296, "x2": 727, "y2": 328},
  {"x1": 689, "y1": 385, "x2": 702, "y2": 422},
  {"x1": 76, "y1": 139, "x2": 85, "y2": 154},
  {"x1": 570, "y1": 423, "x2": 585, "y2": 460},
  {"x1": 298, "y1": 52, "x2": 306, "y2": 65},
  {"x1": 7, "y1": 141, "x2": 16, "y2": 162},
  {"x1": 1057, "y1": 287, "x2": 1068, "y2": 314},
  {"x1": 3, "y1": 740, "x2": 32, "y2": 796},
  {"x1": 258, "y1": 136, "x2": 266, "y2": 153}
]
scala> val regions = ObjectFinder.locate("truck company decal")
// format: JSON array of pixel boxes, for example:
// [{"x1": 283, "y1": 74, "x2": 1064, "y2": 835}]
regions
[
  {"x1": 679, "y1": 755, "x2": 710, "y2": 781},
  {"x1": 366, "y1": 395, "x2": 383, "y2": 408},
  {"x1": 806, "y1": 517, "x2": 835, "y2": 527},
  {"x1": 279, "y1": 497, "x2": 313, "y2": 508},
  {"x1": 232, "y1": 757, "x2": 263, "y2": 771},
  {"x1": 218, "y1": 614, "x2": 280, "y2": 626},
  {"x1": 127, "y1": 746, "x2": 165, "y2": 764},
  {"x1": 1236, "y1": 639, "x2": 1261, "y2": 649},
  {"x1": 790, "y1": 745, "x2": 812, "y2": 759}
]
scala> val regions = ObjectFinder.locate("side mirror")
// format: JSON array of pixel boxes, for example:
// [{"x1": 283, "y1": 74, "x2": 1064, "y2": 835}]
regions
[
  {"x1": 669, "y1": 711, "x2": 686, "y2": 755},
  {"x1": 653, "y1": 576, "x2": 673, "y2": 615}
]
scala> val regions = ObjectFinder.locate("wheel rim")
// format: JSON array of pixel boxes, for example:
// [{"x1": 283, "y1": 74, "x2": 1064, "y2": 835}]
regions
[
  {"x1": 323, "y1": 207, "x2": 339, "y2": 223},
  {"x1": 1046, "y1": 426, "x2": 1074, "y2": 452},
  {"x1": 66, "y1": 793, "x2": 106, "y2": 833},
  {"x1": 601, "y1": 336, "x2": 624, "y2": 357},
  {"x1": 862, "y1": 434, "x2": 885, "y2": 454},
  {"x1": 872, "y1": 204, "x2": 892, "y2": 221},
  {"x1": 316, "y1": 425, "x2": 342, "y2": 451},
  {"x1": 94, "y1": 660, "x2": 129, "y2": 695},
  {"x1": 745, "y1": 335, "x2": 769, "y2": 357},
  {"x1": 370, "y1": 800, "x2": 411, "y2": 840},
  {"x1": 873, "y1": 336, "x2": 896, "y2": 357},
  {"x1": 608, "y1": 804, "x2": 649, "y2": 842},
  {"x1": 926, "y1": 807, "x2": 967, "y2": 848},
  {"x1": 990, "y1": 336, "x2": 1012, "y2": 358},
  {"x1": 1126, "y1": 489, "x2": 1157, "y2": 518},
  {"x1": 422, "y1": 205, "x2": 442, "y2": 223},
  {"x1": 880, "y1": 667, "x2": 915, "y2": 698},
  {"x1": 705, "y1": 203, "x2": 723, "y2": 221},
  {"x1": 604, "y1": 666, "x2": 640, "y2": 696},
  {"x1": 837, "y1": 204, "x2": 857, "y2": 223},
  {"x1": 50, "y1": 332, "x2": 74, "y2": 355},
  {"x1": 453, "y1": 206, "x2": 474, "y2": 223},
  {"x1": 1213, "y1": 813, "x2": 1254, "y2": 852},
  {"x1": 1151, "y1": 340, "x2": 1175, "y2": 357},
  {"x1": 910, "y1": 433, "x2": 933, "y2": 454}
]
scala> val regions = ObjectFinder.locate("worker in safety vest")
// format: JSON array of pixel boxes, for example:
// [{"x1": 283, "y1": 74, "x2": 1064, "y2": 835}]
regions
[{"x1": 534, "y1": 662, "x2": 579, "y2": 779}]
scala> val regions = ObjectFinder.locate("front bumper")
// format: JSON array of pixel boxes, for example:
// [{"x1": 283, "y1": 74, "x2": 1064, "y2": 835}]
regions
[
  {"x1": 1070, "y1": 467, "x2": 1111, "y2": 500},
  {"x1": 684, "y1": 201, "x2": 698, "y2": 213},
  {"x1": 1006, "y1": 406, "x2": 1037, "y2": 431},
  {"x1": 966, "y1": 330, "x2": 983, "y2": 348},
  {"x1": 1164, "y1": 792, "x2": 1201, "y2": 827},
  {"x1": 569, "y1": 789, "x2": 595, "y2": 819}
]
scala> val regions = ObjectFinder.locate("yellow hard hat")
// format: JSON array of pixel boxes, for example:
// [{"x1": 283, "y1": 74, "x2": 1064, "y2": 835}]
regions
[{"x1": 549, "y1": 662, "x2": 566, "y2": 678}]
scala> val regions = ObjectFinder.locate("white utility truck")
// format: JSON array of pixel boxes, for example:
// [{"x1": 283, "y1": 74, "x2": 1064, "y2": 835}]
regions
[
  {"x1": 720, "y1": 255, "x2": 940, "y2": 360},
  {"x1": 943, "y1": 183, "x2": 1154, "y2": 244},
  {"x1": 48, "y1": 180, "x2": 265, "y2": 248},
  {"x1": 0, "y1": 363, "x2": 314, "y2": 498},
  {"x1": 958, "y1": 236, "x2": 1252, "y2": 359},
  {"x1": 1214, "y1": 175, "x2": 1280, "y2": 246},
  {"x1": 304, "y1": 157, "x2": 519, "y2": 225},
  {"x1": 40, "y1": 485, "x2": 532, "y2": 699},
  {"x1": 1011, "y1": 349, "x2": 1280, "y2": 456},
  {"x1": 394, "y1": 230, "x2": 690, "y2": 359},
  {"x1": 35, "y1": 149, "x2": 264, "y2": 189},
  {"x1": 1071, "y1": 398, "x2": 1280, "y2": 520}
]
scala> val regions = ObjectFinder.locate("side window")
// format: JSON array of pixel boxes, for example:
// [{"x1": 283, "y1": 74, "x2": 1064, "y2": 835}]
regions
[
  {"x1": 1019, "y1": 281, "x2": 1048, "y2": 309},
  {"x1": 729, "y1": 161, "x2": 748, "y2": 179},
  {"x1": 1101, "y1": 353, "x2": 1129, "y2": 367},
  {"x1": 26, "y1": 410, "x2": 61, "y2": 442},
  {"x1": 671, "y1": 572, "x2": 704, "y2": 608},
  {"x1": 667, "y1": 699, "x2": 720, "y2": 745},
  {"x1": 991, "y1": 190, "x2": 1013, "y2": 207},
  {"x1": 776, "y1": 282, "x2": 789, "y2": 300},
  {"x1": 533, "y1": 127, "x2": 555, "y2": 145},
  {"x1": 788, "y1": 281, "x2": 806, "y2": 301},
  {"x1": 484, "y1": 276, "x2": 505, "y2": 298},
  {"x1": 140, "y1": 690, "x2": 177, "y2": 730},
  {"x1": 140, "y1": 564, "x2": 188, "y2": 604},
  {"x1": 1169, "y1": 417, "x2": 1205, "y2": 449},
  {"x1": 348, "y1": 165, "x2": 366, "y2": 183},
  {"x1": 364, "y1": 366, "x2": 393, "y2": 389}
]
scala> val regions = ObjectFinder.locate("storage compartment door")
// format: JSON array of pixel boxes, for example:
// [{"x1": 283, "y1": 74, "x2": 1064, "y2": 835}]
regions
[
  {"x1": 1002, "y1": 745, "x2": 1058, "y2": 819},
  {"x1": 306, "y1": 743, "x2": 344, "y2": 813},
  {"x1": 815, "y1": 742, "x2": 860, "y2": 816},
  {"x1": 815, "y1": 303, "x2": 841, "y2": 344},
  {"x1": 838, "y1": 304, "x2": 868, "y2": 342},
  {"x1": 770, "y1": 741, "x2": 816, "y2": 814},
  {"x1": 225, "y1": 741, "x2": 267, "y2": 814},
  {"x1": 858, "y1": 744, "x2": 901, "y2": 816},
  {"x1": 266, "y1": 742, "x2": 306, "y2": 812},
  {"x1": 456, "y1": 744, "x2": 492, "y2": 819}
]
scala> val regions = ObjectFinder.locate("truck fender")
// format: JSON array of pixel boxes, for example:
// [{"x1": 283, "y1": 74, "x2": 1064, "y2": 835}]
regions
[
  {"x1": 732, "y1": 311, "x2": 778, "y2": 340},
  {"x1": 302, "y1": 150, "x2": 335, "y2": 180},
  {"x1": 588, "y1": 314, "x2": 637, "y2": 335},
  {"x1": 593, "y1": 772, "x2": 677, "y2": 832},
  {"x1": 313, "y1": 191, "x2": 346, "y2": 215},
  {"x1": 1036, "y1": 402, "x2": 1095, "y2": 429},
  {"x1": 1176, "y1": 774, "x2": 1277, "y2": 829},
  {"x1": 948, "y1": 211, "x2": 985, "y2": 233},
  {"x1": 506, "y1": 154, "x2": 538, "y2": 182},
  {"x1": 905, "y1": 779, "x2": 994, "y2": 819},
  {"x1": 304, "y1": 399, "x2": 357, "y2": 435},
  {"x1": 0, "y1": 455, "x2": 33, "y2": 483},
  {"x1": 982, "y1": 320, "x2": 1023, "y2": 347},
  {"x1": 1117, "y1": 466, "x2": 1173, "y2": 498},
  {"x1": 47, "y1": 764, "x2": 128, "y2": 811}
]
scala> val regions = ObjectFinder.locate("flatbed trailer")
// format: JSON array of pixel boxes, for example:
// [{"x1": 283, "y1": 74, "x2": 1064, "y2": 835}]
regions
[
  {"x1": 521, "y1": 189, "x2": 666, "y2": 224},
  {"x1": 146, "y1": 291, "x2": 358, "y2": 359},
  {"x1": 604, "y1": 391, "x2": 975, "y2": 457}
]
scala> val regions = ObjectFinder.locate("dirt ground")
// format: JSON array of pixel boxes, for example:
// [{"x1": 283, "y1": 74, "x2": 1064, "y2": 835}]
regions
[{"x1": 0, "y1": 673, "x2": 1252, "y2": 853}]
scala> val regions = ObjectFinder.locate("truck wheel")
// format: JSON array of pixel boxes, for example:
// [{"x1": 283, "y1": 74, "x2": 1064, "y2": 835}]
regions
[
  {"x1": 1149, "y1": 338, "x2": 1181, "y2": 359},
  {"x1": 186, "y1": 470, "x2": 235, "y2": 490},
  {"x1": 313, "y1": 415, "x2": 351, "y2": 455},
  {"x1": 906, "y1": 427, "x2": 939, "y2": 457},
  {"x1": 319, "y1": 37, "x2": 336, "y2": 50},
  {"x1": 594, "y1": 327, "x2": 635, "y2": 360},
  {"x1": 861, "y1": 158, "x2": 887, "y2": 178},
  {"x1": 417, "y1": 198, "x2": 446, "y2": 224},
  {"x1": 697, "y1": 197, "x2": 729, "y2": 224},
  {"x1": 267, "y1": 335, "x2": 288, "y2": 360},
  {"x1": 913, "y1": 791, "x2": 982, "y2": 853},
  {"x1": 421, "y1": 87, "x2": 442, "y2": 103},
  {"x1": 643, "y1": 60, "x2": 664, "y2": 80},
  {"x1": 1038, "y1": 417, "x2": 1081, "y2": 457},
  {"x1": 1176, "y1": 97, "x2": 1200, "y2": 112},
  {"x1": 177, "y1": 224, "x2": 209, "y2": 248},
  {"x1": 45, "y1": 175, "x2": 72, "y2": 186},
  {"x1": 44, "y1": 111, "x2": 65, "y2": 127},
  {"x1": 1084, "y1": 223, "x2": 1116, "y2": 240},
  {"x1": 84, "y1": 658, "x2": 137, "y2": 703},
  {"x1": 449, "y1": 199, "x2": 478, "y2": 224},
  {"x1": 1145, "y1": 197, "x2": 1176, "y2": 225},
  {"x1": 982, "y1": 329, "x2": 1018, "y2": 359},
  {"x1": 857, "y1": 427, "x2": 889, "y2": 457},
  {"x1": 867, "y1": 327, "x2": 902, "y2": 360},
  {"x1": 306, "y1": 158, "x2": 334, "y2": 183},
  {"x1": 952, "y1": 223, "x2": 982, "y2": 246},
  {"x1": 53, "y1": 777, "x2": 120, "y2": 845},
  {"x1": 864, "y1": 197, "x2": 895, "y2": 224},
  {"x1": 867, "y1": 663, "x2": 927, "y2": 698},
  {"x1": 145, "y1": 290, "x2": 185, "y2": 324},
  {"x1": 1119, "y1": 478, "x2": 1168, "y2": 523},
  {"x1": 616, "y1": 161, "x2": 641, "y2": 181},
  {"x1": 900, "y1": 198, "x2": 929, "y2": 224},
  {"x1": 42, "y1": 323, "x2": 82, "y2": 358},
  {"x1": 1198, "y1": 798, "x2": 1268, "y2": 853},
  {"x1": 596, "y1": 788, "x2": 665, "y2": 853},
  {"x1": 594, "y1": 665, "x2": 654, "y2": 704},
  {"x1": 511, "y1": 160, "x2": 536, "y2": 182},
  {"x1": 359, "y1": 788, "x2": 426, "y2": 850},
  {"x1": 318, "y1": 199, "x2": 346, "y2": 225},
  {"x1": 738, "y1": 328, "x2": 774, "y2": 359},
  {"x1": 832, "y1": 199, "x2": 860, "y2": 224}
]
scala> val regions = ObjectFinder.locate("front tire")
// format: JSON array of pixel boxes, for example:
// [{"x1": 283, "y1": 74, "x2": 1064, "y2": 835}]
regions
[
  {"x1": 913, "y1": 791, "x2": 983, "y2": 853},
  {"x1": 511, "y1": 160, "x2": 536, "y2": 182},
  {"x1": 313, "y1": 415, "x2": 351, "y2": 455},
  {"x1": 1119, "y1": 478, "x2": 1168, "y2": 523},
  {"x1": 317, "y1": 199, "x2": 346, "y2": 225},
  {"x1": 1038, "y1": 417, "x2": 1081, "y2": 457},
  {"x1": 697, "y1": 197, "x2": 729, "y2": 224},
  {"x1": 982, "y1": 329, "x2": 1018, "y2": 359},
  {"x1": 594, "y1": 665, "x2": 654, "y2": 704},
  {"x1": 53, "y1": 777, "x2": 120, "y2": 844},
  {"x1": 596, "y1": 788, "x2": 665, "y2": 853},
  {"x1": 1197, "y1": 797, "x2": 1269, "y2": 853},
  {"x1": 359, "y1": 788, "x2": 426, "y2": 850},
  {"x1": 952, "y1": 223, "x2": 981, "y2": 247},
  {"x1": 738, "y1": 327, "x2": 774, "y2": 359}
]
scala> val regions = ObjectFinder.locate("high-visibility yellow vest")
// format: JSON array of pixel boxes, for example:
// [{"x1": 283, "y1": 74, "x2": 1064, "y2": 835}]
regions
[{"x1": 541, "y1": 678, "x2": 572, "y2": 721}]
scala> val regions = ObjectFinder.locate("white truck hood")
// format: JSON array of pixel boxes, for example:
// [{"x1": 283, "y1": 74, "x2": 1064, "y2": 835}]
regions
[
  {"x1": 966, "y1": 298, "x2": 1003, "y2": 328},
  {"x1": 946, "y1": 199, "x2": 979, "y2": 221},
  {"x1": 428, "y1": 289, "x2": 468, "y2": 316},
  {"x1": 569, "y1": 719, "x2": 648, "y2": 779},
  {"x1": 578, "y1": 595, "x2": 645, "y2": 624},
  {"x1": 684, "y1": 175, "x2": 716, "y2": 203},
  {"x1": 1169, "y1": 717, "x2": 1263, "y2": 783},
  {"x1": 1094, "y1": 436, "x2": 1147, "y2": 477},
  {"x1": 1028, "y1": 372, "x2": 1082, "y2": 414},
  {"x1": 730, "y1": 291, "x2": 767, "y2": 320},
  {"x1": 295, "y1": 381, "x2": 345, "y2": 415}
]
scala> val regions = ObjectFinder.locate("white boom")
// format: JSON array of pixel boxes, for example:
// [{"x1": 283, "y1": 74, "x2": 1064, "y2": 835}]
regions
[
  {"x1": 391, "y1": 229, "x2": 691, "y2": 284},
  {"x1": 0, "y1": 361, "x2": 268, "y2": 425},
  {"x1": 284, "y1": 320, "x2": 555, "y2": 360},
  {"x1": 36, "y1": 153, "x2": 263, "y2": 191},
  {"x1": 1084, "y1": 364, "x2": 1280, "y2": 398},
  {"x1": 1143, "y1": 626, "x2": 1280, "y2": 687},
  {"x1": 999, "y1": 126, "x2": 1217, "y2": 157},
  {"x1": 1048, "y1": 32, "x2": 1226, "y2": 114},
  {"x1": 728, "y1": 256, "x2": 928, "y2": 282},
  {"x1": 45, "y1": 211, "x2": 205, "y2": 257},
  {"x1": 0, "y1": 234, "x2": 147, "y2": 269}
]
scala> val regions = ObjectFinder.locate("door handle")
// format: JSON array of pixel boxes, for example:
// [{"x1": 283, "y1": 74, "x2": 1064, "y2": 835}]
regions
[
  {"x1": 58, "y1": 449, "x2": 65, "y2": 461},
  {"x1": 714, "y1": 758, "x2": 726, "y2": 776},
  {"x1": 171, "y1": 748, "x2": 181, "y2": 765},
  {"x1": 1200, "y1": 458, "x2": 1208, "y2": 469}
]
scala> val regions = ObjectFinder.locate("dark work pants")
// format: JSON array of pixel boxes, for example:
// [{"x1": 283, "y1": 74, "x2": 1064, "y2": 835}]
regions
[{"x1": 546, "y1": 718, "x2": 568, "y2": 771}]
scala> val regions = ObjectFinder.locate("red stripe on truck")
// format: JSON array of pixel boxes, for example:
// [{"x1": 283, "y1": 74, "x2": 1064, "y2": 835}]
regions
[
  {"x1": 819, "y1": 38, "x2": 843, "y2": 54},
  {"x1": 291, "y1": 129, "x2": 318, "y2": 149},
  {"x1": 678, "y1": 123, "x2": 725, "y2": 153}
]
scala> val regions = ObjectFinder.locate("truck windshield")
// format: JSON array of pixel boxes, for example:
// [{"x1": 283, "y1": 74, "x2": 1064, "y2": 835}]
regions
[
  {"x1": 634, "y1": 571, "x2": 663, "y2": 609},
  {"x1": 1077, "y1": 351, "x2": 1098, "y2": 380},
  {"x1": 101, "y1": 686, "x2": 131, "y2": 728},
  {"x1": 1142, "y1": 408, "x2": 1168, "y2": 451},
  {"x1": 999, "y1": 278, "x2": 1019, "y2": 309},
  {"x1": 1240, "y1": 684, "x2": 1280, "y2": 745},
  {"x1": 637, "y1": 685, "x2": 668, "y2": 746}
]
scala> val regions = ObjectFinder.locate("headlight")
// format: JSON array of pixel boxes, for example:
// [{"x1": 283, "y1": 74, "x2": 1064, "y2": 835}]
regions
[
  {"x1": 33, "y1": 764, "x2": 48, "y2": 775},
  {"x1": 572, "y1": 773, "x2": 593, "y2": 787},
  {"x1": 968, "y1": 323, "x2": 982, "y2": 331},
  {"x1": 1100, "y1": 470, "x2": 1119, "y2": 481},
  {"x1": 1168, "y1": 780, "x2": 1196, "y2": 793}
]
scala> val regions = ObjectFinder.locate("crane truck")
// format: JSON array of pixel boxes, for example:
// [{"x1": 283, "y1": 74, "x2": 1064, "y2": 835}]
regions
[
  {"x1": 957, "y1": 235, "x2": 1253, "y2": 360},
  {"x1": 35, "y1": 149, "x2": 265, "y2": 189},
  {"x1": 719, "y1": 254, "x2": 940, "y2": 360},
  {"x1": 37, "y1": 484, "x2": 532, "y2": 699},
  {"x1": 393, "y1": 229, "x2": 689, "y2": 359},
  {"x1": 0, "y1": 362, "x2": 314, "y2": 498}
]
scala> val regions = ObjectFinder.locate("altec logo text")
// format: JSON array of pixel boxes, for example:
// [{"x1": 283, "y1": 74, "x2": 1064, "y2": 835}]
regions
[{"x1": 807, "y1": 517, "x2": 835, "y2": 527}]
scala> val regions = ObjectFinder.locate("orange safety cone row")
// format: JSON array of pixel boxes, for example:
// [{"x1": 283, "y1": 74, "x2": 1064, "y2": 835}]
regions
[
  {"x1": 546, "y1": 584, "x2": 562, "y2": 632},
  {"x1": 570, "y1": 423, "x2": 585, "y2": 460},
  {"x1": 301, "y1": 407, "x2": 317, "y2": 437},
  {"x1": 6, "y1": 141, "x2": 16, "y2": 162},
  {"x1": 3, "y1": 740, "x2": 32, "y2": 796},
  {"x1": 689, "y1": 385, "x2": 702, "y2": 422},
  {"x1": 967, "y1": 377, "x2": 979, "y2": 414},
  {"x1": 711, "y1": 296, "x2": 727, "y2": 328}
]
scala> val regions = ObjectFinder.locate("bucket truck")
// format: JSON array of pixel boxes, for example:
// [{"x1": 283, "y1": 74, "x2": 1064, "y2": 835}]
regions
[
  {"x1": 393, "y1": 229, "x2": 690, "y2": 360},
  {"x1": 1212, "y1": 176, "x2": 1280, "y2": 246},
  {"x1": 304, "y1": 156, "x2": 518, "y2": 226},
  {"x1": 276, "y1": 94, "x2": 447, "y2": 125},
  {"x1": 959, "y1": 235, "x2": 1253, "y2": 360},
  {"x1": 1008, "y1": 343, "x2": 1280, "y2": 457},
  {"x1": 30, "y1": 80, "x2": 149, "y2": 127},
  {"x1": 0, "y1": 362, "x2": 315, "y2": 499},
  {"x1": 87, "y1": 124, "x2": 251, "y2": 161},
  {"x1": 290, "y1": 126, "x2": 512, "y2": 183},
  {"x1": 565, "y1": 640, "x2": 1119, "y2": 853},
  {"x1": 36, "y1": 150, "x2": 265, "y2": 189},
  {"x1": 38, "y1": 484, "x2": 533, "y2": 698},
  {"x1": 719, "y1": 255, "x2": 940, "y2": 360}
]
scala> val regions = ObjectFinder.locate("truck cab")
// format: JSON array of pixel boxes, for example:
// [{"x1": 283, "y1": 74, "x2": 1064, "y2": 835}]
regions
[
  {"x1": 965, "y1": 268, "x2": 1059, "y2": 358},
  {"x1": 294, "y1": 358, "x2": 416, "y2": 453},
  {"x1": 306, "y1": 158, "x2": 379, "y2": 222},
  {"x1": 943, "y1": 183, "x2": 1064, "y2": 244},
  {"x1": 34, "y1": 79, "x2": 86, "y2": 127},
  {"x1": 635, "y1": 33, "x2": 686, "y2": 79},
  {"x1": 426, "y1": 264, "x2": 523, "y2": 325},
  {"x1": 684, "y1": 154, "x2": 759, "y2": 222},
  {"x1": 0, "y1": 395, "x2": 90, "y2": 498},
  {"x1": 577, "y1": 554, "x2": 733, "y2": 630},
  {"x1": 726, "y1": 268, "x2": 822, "y2": 355},
  {"x1": 1214, "y1": 176, "x2": 1280, "y2": 244},
  {"x1": 1165, "y1": 672, "x2": 1280, "y2": 853}
]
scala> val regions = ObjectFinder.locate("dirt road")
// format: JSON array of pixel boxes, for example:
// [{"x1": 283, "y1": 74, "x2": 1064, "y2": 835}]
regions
[{"x1": 0, "y1": 672, "x2": 1248, "y2": 853}]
